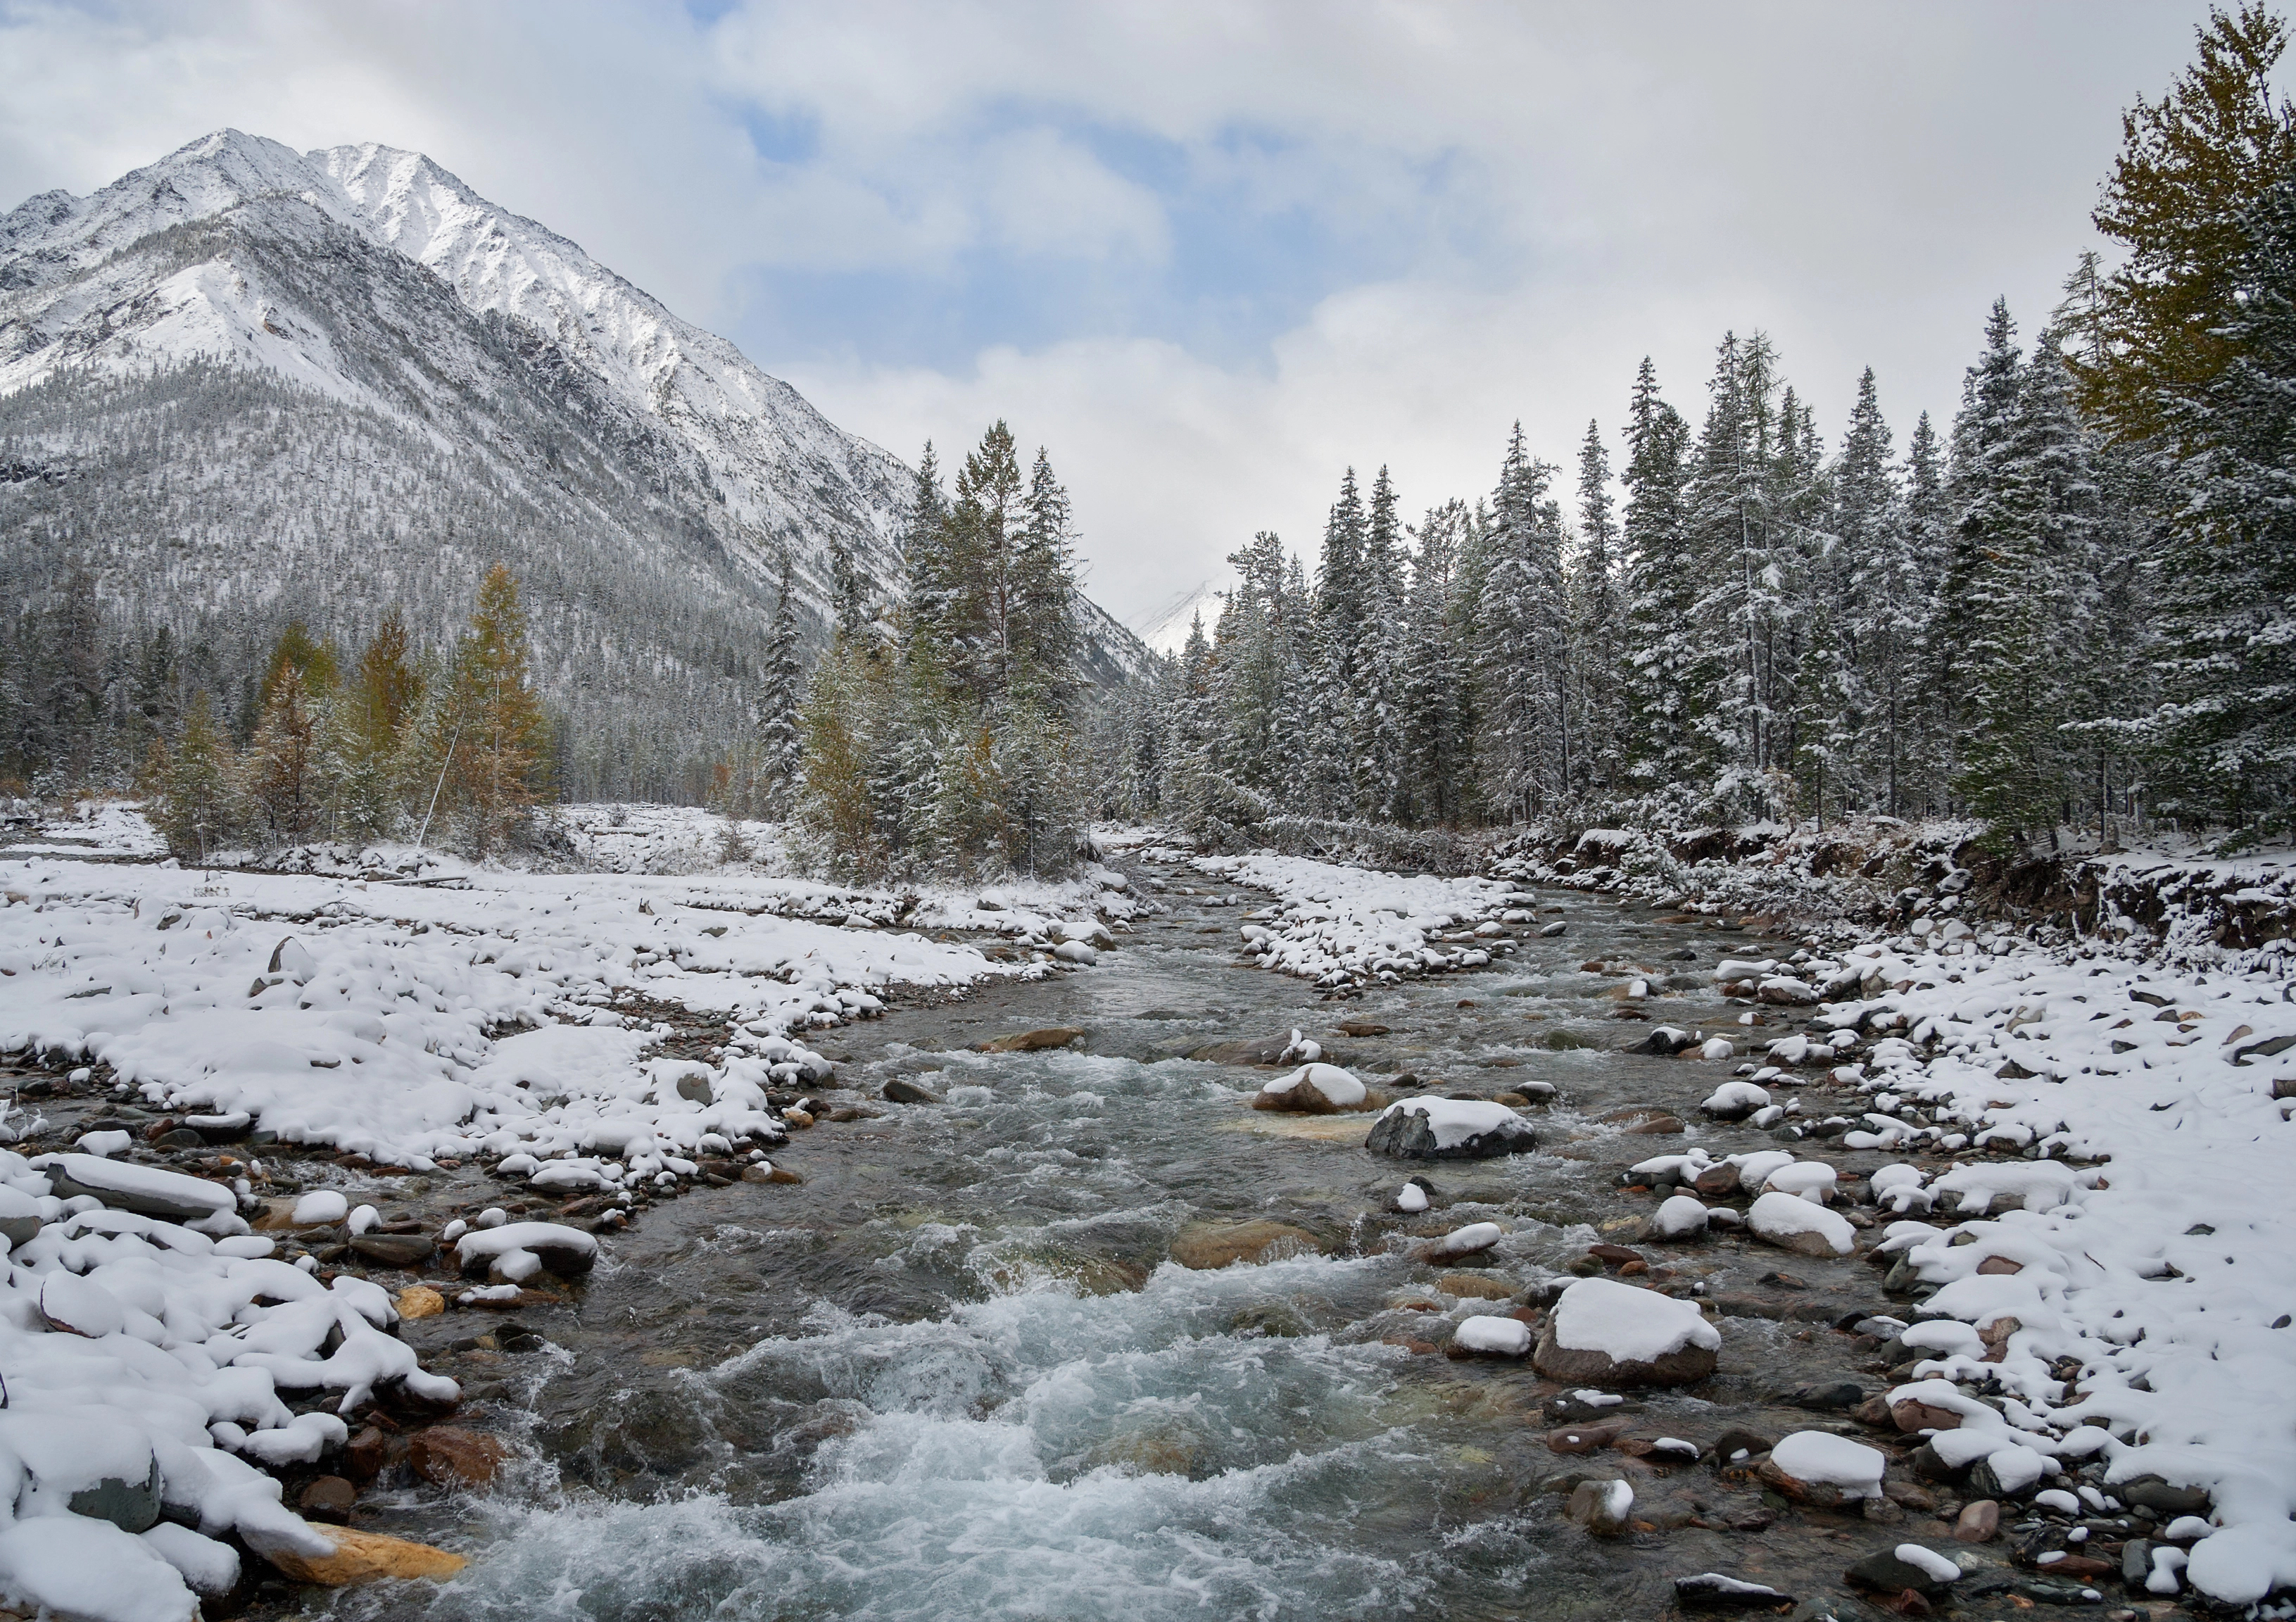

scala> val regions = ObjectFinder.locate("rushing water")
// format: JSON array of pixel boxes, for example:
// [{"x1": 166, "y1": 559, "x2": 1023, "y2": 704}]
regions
[{"x1": 320, "y1": 863, "x2": 1905, "y2": 1621}]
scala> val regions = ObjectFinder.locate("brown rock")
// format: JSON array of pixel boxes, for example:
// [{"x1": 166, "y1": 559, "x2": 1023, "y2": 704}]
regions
[
  {"x1": 348, "y1": 1231, "x2": 434, "y2": 1268},
  {"x1": 1953, "y1": 1499, "x2": 2000, "y2": 1542},
  {"x1": 1976, "y1": 1255, "x2": 2024, "y2": 1276},
  {"x1": 1563, "y1": 1477, "x2": 1633, "y2": 1535},
  {"x1": 1756, "y1": 1455, "x2": 1852, "y2": 1508},
  {"x1": 1337, "y1": 1020, "x2": 1389, "y2": 1037},
  {"x1": 395, "y1": 1285, "x2": 446, "y2": 1321},
  {"x1": 343, "y1": 1426, "x2": 390, "y2": 1480},
  {"x1": 977, "y1": 1027, "x2": 1087, "y2": 1053},
  {"x1": 1436, "y1": 1273, "x2": 1516, "y2": 1301},
  {"x1": 1692, "y1": 1163, "x2": 1741, "y2": 1198},
  {"x1": 1168, "y1": 1219, "x2": 1320, "y2": 1270},
  {"x1": 1587, "y1": 1243, "x2": 1644, "y2": 1266},
  {"x1": 1891, "y1": 1395, "x2": 1964, "y2": 1433},
  {"x1": 298, "y1": 1476, "x2": 356, "y2": 1523},
  {"x1": 740, "y1": 1163, "x2": 804, "y2": 1184},
  {"x1": 256, "y1": 1526, "x2": 467, "y2": 1586},
  {"x1": 1622, "y1": 1114, "x2": 1686, "y2": 1135},
  {"x1": 1532, "y1": 1324, "x2": 1718, "y2": 1388},
  {"x1": 408, "y1": 1426, "x2": 508, "y2": 1488},
  {"x1": 1545, "y1": 1423, "x2": 1625, "y2": 1455},
  {"x1": 1850, "y1": 1395, "x2": 1896, "y2": 1428}
]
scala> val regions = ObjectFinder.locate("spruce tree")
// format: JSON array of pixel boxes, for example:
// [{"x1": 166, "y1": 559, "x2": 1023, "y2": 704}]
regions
[
  {"x1": 759, "y1": 551, "x2": 805, "y2": 805},
  {"x1": 1475, "y1": 425, "x2": 1569, "y2": 821},
  {"x1": 2149, "y1": 175, "x2": 2296, "y2": 831},
  {"x1": 1571, "y1": 420, "x2": 1622, "y2": 795},
  {"x1": 1617, "y1": 359, "x2": 1699, "y2": 800}
]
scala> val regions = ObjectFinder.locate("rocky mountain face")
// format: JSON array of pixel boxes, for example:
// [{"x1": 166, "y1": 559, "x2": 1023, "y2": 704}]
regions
[{"x1": 0, "y1": 130, "x2": 1145, "y2": 789}]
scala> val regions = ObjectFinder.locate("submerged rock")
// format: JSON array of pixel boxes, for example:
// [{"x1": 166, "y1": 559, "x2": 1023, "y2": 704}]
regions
[
  {"x1": 1673, "y1": 1573, "x2": 1798, "y2": 1611},
  {"x1": 1168, "y1": 1219, "x2": 1321, "y2": 1270},
  {"x1": 976, "y1": 1027, "x2": 1087, "y2": 1053}
]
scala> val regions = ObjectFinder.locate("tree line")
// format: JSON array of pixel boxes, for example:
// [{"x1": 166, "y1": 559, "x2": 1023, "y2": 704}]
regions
[
  {"x1": 784, "y1": 422, "x2": 1086, "y2": 881},
  {"x1": 1088, "y1": 6, "x2": 2296, "y2": 853},
  {"x1": 127, "y1": 566, "x2": 551, "y2": 861}
]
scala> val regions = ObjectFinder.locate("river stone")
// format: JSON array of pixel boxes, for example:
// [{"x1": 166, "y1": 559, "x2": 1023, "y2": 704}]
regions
[
  {"x1": 43, "y1": 1154, "x2": 234, "y2": 1224},
  {"x1": 1674, "y1": 1573, "x2": 1798, "y2": 1611},
  {"x1": 2117, "y1": 1475, "x2": 2211, "y2": 1515},
  {"x1": 674, "y1": 1074, "x2": 714, "y2": 1105},
  {"x1": 1952, "y1": 1500, "x2": 2000, "y2": 1542},
  {"x1": 409, "y1": 1426, "x2": 510, "y2": 1488},
  {"x1": 1630, "y1": 1026, "x2": 1697, "y2": 1056},
  {"x1": 251, "y1": 1525, "x2": 469, "y2": 1585},
  {"x1": 1437, "y1": 1272, "x2": 1517, "y2": 1300},
  {"x1": 1846, "y1": 1547, "x2": 1956, "y2": 1596},
  {"x1": 1691, "y1": 1163, "x2": 1741, "y2": 1197},
  {"x1": 1168, "y1": 1219, "x2": 1320, "y2": 1270},
  {"x1": 882, "y1": 1077, "x2": 943, "y2": 1105},
  {"x1": 1365, "y1": 1100, "x2": 1538, "y2": 1160},
  {"x1": 1531, "y1": 1280, "x2": 1720, "y2": 1388},
  {"x1": 396, "y1": 1285, "x2": 446, "y2": 1321},
  {"x1": 298, "y1": 1476, "x2": 357, "y2": 1523},
  {"x1": 977, "y1": 1027, "x2": 1087, "y2": 1053},
  {"x1": 1563, "y1": 1476, "x2": 1633, "y2": 1535},
  {"x1": 349, "y1": 1232, "x2": 435, "y2": 1268},
  {"x1": 67, "y1": 1456, "x2": 161, "y2": 1533}
]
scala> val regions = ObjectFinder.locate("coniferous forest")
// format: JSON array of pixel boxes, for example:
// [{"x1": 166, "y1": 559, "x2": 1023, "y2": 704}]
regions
[
  {"x1": 1090, "y1": 8, "x2": 2296, "y2": 857},
  {"x1": 6, "y1": 7, "x2": 2292, "y2": 876}
]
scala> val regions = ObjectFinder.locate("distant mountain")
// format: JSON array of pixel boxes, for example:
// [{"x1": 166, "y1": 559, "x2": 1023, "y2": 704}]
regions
[{"x1": 0, "y1": 130, "x2": 1147, "y2": 791}]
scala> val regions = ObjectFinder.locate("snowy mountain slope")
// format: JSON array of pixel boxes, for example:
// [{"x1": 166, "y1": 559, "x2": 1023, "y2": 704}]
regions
[
  {"x1": 314, "y1": 140, "x2": 911, "y2": 588},
  {"x1": 0, "y1": 130, "x2": 1149, "y2": 730}
]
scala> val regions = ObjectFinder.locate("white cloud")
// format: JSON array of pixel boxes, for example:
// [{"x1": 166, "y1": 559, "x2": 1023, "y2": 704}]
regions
[{"x1": 1, "y1": 0, "x2": 2248, "y2": 646}]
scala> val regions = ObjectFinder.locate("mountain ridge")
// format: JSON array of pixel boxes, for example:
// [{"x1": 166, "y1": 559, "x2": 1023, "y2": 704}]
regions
[{"x1": 0, "y1": 130, "x2": 1148, "y2": 794}]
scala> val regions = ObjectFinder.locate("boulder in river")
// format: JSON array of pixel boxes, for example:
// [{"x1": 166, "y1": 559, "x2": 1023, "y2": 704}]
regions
[
  {"x1": 1531, "y1": 1277, "x2": 1720, "y2": 1387},
  {"x1": 976, "y1": 1028, "x2": 1087, "y2": 1053},
  {"x1": 1563, "y1": 1476, "x2": 1633, "y2": 1535},
  {"x1": 251, "y1": 1524, "x2": 468, "y2": 1585},
  {"x1": 1631, "y1": 1026, "x2": 1697, "y2": 1056},
  {"x1": 40, "y1": 1153, "x2": 236, "y2": 1226},
  {"x1": 1252, "y1": 1063, "x2": 1369, "y2": 1113},
  {"x1": 1673, "y1": 1573, "x2": 1798, "y2": 1611},
  {"x1": 1746, "y1": 1191, "x2": 1855, "y2": 1257},
  {"x1": 1365, "y1": 1098, "x2": 1537, "y2": 1159},
  {"x1": 1168, "y1": 1219, "x2": 1322, "y2": 1270},
  {"x1": 882, "y1": 1077, "x2": 944, "y2": 1105},
  {"x1": 1845, "y1": 1545, "x2": 1960, "y2": 1597},
  {"x1": 1698, "y1": 1081, "x2": 1771, "y2": 1120},
  {"x1": 408, "y1": 1426, "x2": 508, "y2": 1488}
]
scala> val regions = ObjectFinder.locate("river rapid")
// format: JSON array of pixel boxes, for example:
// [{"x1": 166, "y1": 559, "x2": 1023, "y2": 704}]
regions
[{"x1": 319, "y1": 855, "x2": 1929, "y2": 1622}]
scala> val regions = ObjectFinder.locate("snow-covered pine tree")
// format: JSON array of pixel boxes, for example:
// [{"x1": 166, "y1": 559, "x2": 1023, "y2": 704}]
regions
[
  {"x1": 2147, "y1": 174, "x2": 2296, "y2": 831},
  {"x1": 1686, "y1": 332, "x2": 1792, "y2": 815},
  {"x1": 1354, "y1": 467, "x2": 1410, "y2": 820},
  {"x1": 758, "y1": 551, "x2": 805, "y2": 807},
  {"x1": 1474, "y1": 425, "x2": 1570, "y2": 822},
  {"x1": 1570, "y1": 421, "x2": 1623, "y2": 796},
  {"x1": 1829, "y1": 371, "x2": 1923, "y2": 817},
  {"x1": 1617, "y1": 359, "x2": 1699, "y2": 803},
  {"x1": 1901, "y1": 411, "x2": 1955, "y2": 812},
  {"x1": 1401, "y1": 499, "x2": 1472, "y2": 824}
]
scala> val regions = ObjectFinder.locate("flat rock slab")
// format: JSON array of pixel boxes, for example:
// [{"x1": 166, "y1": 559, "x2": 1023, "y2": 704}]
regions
[
  {"x1": 256, "y1": 1526, "x2": 468, "y2": 1586},
  {"x1": 976, "y1": 1028, "x2": 1088, "y2": 1053},
  {"x1": 1168, "y1": 1219, "x2": 1323, "y2": 1270}
]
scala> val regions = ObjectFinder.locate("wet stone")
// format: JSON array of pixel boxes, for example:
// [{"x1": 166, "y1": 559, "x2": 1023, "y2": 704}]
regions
[{"x1": 298, "y1": 1475, "x2": 357, "y2": 1523}]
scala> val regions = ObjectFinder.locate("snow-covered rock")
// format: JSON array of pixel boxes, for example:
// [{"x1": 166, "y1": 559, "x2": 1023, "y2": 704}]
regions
[
  {"x1": 1531, "y1": 1277, "x2": 1720, "y2": 1387},
  {"x1": 1699, "y1": 1081, "x2": 1770, "y2": 1120},
  {"x1": 1253, "y1": 1062, "x2": 1368, "y2": 1114},
  {"x1": 1450, "y1": 1315, "x2": 1532, "y2": 1357},
  {"x1": 1767, "y1": 1430, "x2": 1886, "y2": 1501},
  {"x1": 1365, "y1": 1098, "x2": 1538, "y2": 1159},
  {"x1": 1651, "y1": 1194, "x2": 1710, "y2": 1239},
  {"x1": 1746, "y1": 1190, "x2": 1855, "y2": 1257}
]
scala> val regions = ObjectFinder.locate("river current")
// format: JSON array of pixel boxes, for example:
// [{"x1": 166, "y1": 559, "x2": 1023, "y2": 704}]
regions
[{"x1": 320, "y1": 856, "x2": 1903, "y2": 1621}]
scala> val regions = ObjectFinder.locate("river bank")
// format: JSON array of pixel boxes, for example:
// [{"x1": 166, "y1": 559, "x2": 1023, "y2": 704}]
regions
[{"x1": 0, "y1": 808, "x2": 2288, "y2": 1619}]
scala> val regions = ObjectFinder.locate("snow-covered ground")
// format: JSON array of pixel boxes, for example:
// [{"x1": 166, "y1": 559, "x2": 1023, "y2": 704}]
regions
[
  {"x1": 1795, "y1": 926, "x2": 2296, "y2": 1606},
  {"x1": 0, "y1": 805, "x2": 1147, "y2": 1618},
  {"x1": 1186, "y1": 850, "x2": 1522, "y2": 988}
]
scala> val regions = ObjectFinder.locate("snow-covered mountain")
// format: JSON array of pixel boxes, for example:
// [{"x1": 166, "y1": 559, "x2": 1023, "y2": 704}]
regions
[{"x1": 0, "y1": 130, "x2": 1147, "y2": 778}]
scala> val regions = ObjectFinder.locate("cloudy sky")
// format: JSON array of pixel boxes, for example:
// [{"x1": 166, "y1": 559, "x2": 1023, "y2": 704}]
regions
[{"x1": 0, "y1": 1, "x2": 2240, "y2": 641}]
